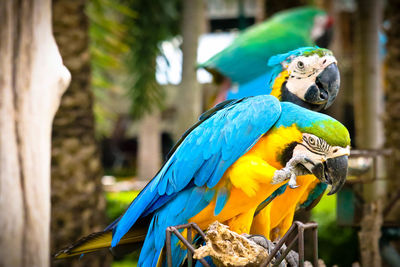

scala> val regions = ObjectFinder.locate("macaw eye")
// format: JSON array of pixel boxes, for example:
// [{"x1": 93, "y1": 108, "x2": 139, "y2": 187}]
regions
[
  {"x1": 297, "y1": 61, "x2": 305, "y2": 69},
  {"x1": 308, "y1": 136, "x2": 316, "y2": 145}
]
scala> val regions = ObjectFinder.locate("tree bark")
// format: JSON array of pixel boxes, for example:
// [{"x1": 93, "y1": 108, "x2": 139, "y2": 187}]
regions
[
  {"x1": 385, "y1": 0, "x2": 400, "y2": 192},
  {"x1": 384, "y1": 0, "x2": 400, "y2": 236},
  {"x1": 255, "y1": 0, "x2": 266, "y2": 23},
  {"x1": 138, "y1": 112, "x2": 162, "y2": 180},
  {"x1": 175, "y1": 0, "x2": 203, "y2": 140},
  {"x1": 0, "y1": 0, "x2": 70, "y2": 266},
  {"x1": 354, "y1": 1, "x2": 384, "y2": 266},
  {"x1": 50, "y1": 0, "x2": 110, "y2": 266},
  {"x1": 354, "y1": 0, "x2": 384, "y2": 152},
  {"x1": 358, "y1": 200, "x2": 383, "y2": 267}
]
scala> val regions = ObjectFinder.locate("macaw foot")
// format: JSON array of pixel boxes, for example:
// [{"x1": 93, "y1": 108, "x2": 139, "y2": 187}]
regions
[
  {"x1": 242, "y1": 234, "x2": 299, "y2": 267},
  {"x1": 272, "y1": 155, "x2": 311, "y2": 188},
  {"x1": 243, "y1": 234, "x2": 274, "y2": 251}
]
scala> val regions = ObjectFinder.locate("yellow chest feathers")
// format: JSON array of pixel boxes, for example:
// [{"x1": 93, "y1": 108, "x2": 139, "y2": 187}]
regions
[{"x1": 245, "y1": 124, "x2": 303, "y2": 169}]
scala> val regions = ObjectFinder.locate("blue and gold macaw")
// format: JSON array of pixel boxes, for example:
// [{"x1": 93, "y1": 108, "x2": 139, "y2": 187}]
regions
[
  {"x1": 199, "y1": 7, "x2": 334, "y2": 106},
  {"x1": 55, "y1": 95, "x2": 350, "y2": 266},
  {"x1": 203, "y1": 46, "x2": 341, "y2": 113},
  {"x1": 204, "y1": 45, "x2": 342, "y2": 242},
  {"x1": 244, "y1": 47, "x2": 342, "y2": 241}
]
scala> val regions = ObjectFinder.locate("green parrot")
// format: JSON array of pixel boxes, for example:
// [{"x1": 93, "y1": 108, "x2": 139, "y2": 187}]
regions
[{"x1": 199, "y1": 7, "x2": 334, "y2": 104}]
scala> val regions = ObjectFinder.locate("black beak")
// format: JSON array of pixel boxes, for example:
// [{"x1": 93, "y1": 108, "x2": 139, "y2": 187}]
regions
[
  {"x1": 311, "y1": 155, "x2": 348, "y2": 195},
  {"x1": 304, "y1": 63, "x2": 340, "y2": 110}
]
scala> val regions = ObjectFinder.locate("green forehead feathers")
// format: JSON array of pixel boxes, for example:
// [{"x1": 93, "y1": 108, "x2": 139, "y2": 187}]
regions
[
  {"x1": 302, "y1": 47, "x2": 333, "y2": 58},
  {"x1": 302, "y1": 120, "x2": 350, "y2": 148}
]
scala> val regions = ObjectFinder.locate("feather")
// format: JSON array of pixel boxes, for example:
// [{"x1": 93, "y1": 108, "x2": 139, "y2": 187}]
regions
[
  {"x1": 199, "y1": 7, "x2": 325, "y2": 83},
  {"x1": 214, "y1": 187, "x2": 230, "y2": 216},
  {"x1": 112, "y1": 95, "x2": 282, "y2": 258}
]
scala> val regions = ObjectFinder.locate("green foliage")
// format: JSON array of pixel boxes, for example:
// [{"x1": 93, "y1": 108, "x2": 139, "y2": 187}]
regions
[
  {"x1": 87, "y1": 0, "x2": 134, "y2": 136},
  {"x1": 87, "y1": 0, "x2": 133, "y2": 89},
  {"x1": 88, "y1": 0, "x2": 181, "y2": 137},
  {"x1": 106, "y1": 190, "x2": 139, "y2": 221},
  {"x1": 311, "y1": 194, "x2": 359, "y2": 266},
  {"x1": 106, "y1": 189, "x2": 140, "y2": 265},
  {"x1": 123, "y1": 0, "x2": 181, "y2": 118},
  {"x1": 112, "y1": 255, "x2": 138, "y2": 267}
]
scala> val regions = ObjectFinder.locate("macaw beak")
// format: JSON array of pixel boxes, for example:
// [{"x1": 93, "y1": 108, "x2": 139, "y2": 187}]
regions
[
  {"x1": 311, "y1": 155, "x2": 348, "y2": 195},
  {"x1": 316, "y1": 63, "x2": 340, "y2": 109},
  {"x1": 304, "y1": 63, "x2": 340, "y2": 110}
]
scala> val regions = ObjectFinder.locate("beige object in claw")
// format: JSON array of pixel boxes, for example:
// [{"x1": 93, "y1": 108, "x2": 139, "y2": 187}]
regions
[{"x1": 193, "y1": 221, "x2": 268, "y2": 267}]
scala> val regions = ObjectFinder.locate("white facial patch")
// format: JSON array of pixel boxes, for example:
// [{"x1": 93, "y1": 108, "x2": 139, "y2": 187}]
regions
[
  {"x1": 284, "y1": 54, "x2": 337, "y2": 100},
  {"x1": 291, "y1": 133, "x2": 350, "y2": 172}
]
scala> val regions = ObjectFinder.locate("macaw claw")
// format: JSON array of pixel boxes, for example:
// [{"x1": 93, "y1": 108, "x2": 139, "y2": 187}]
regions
[
  {"x1": 288, "y1": 177, "x2": 299, "y2": 189},
  {"x1": 272, "y1": 155, "x2": 311, "y2": 187}
]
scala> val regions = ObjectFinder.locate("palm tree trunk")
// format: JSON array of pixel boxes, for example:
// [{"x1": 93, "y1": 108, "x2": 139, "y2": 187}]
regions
[{"x1": 51, "y1": 1, "x2": 110, "y2": 266}]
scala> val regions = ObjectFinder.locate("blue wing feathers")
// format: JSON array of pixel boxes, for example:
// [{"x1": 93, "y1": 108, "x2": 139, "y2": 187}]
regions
[
  {"x1": 215, "y1": 187, "x2": 230, "y2": 216},
  {"x1": 111, "y1": 184, "x2": 158, "y2": 247},
  {"x1": 112, "y1": 95, "x2": 282, "y2": 262}
]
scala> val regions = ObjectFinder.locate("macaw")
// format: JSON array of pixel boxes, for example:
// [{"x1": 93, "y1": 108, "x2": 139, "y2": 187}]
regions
[
  {"x1": 199, "y1": 7, "x2": 334, "y2": 104},
  {"x1": 243, "y1": 47, "x2": 341, "y2": 241},
  {"x1": 55, "y1": 95, "x2": 350, "y2": 266},
  {"x1": 203, "y1": 45, "x2": 341, "y2": 242},
  {"x1": 208, "y1": 46, "x2": 340, "y2": 113}
]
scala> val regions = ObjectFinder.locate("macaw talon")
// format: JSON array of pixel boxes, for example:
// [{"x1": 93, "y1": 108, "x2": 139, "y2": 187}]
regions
[
  {"x1": 289, "y1": 184, "x2": 299, "y2": 189},
  {"x1": 272, "y1": 155, "x2": 310, "y2": 185},
  {"x1": 288, "y1": 174, "x2": 299, "y2": 189}
]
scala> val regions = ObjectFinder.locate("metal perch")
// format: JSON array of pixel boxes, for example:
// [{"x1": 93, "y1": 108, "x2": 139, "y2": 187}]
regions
[{"x1": 165, "y1": 221, "x2": 319, "y2": 267}]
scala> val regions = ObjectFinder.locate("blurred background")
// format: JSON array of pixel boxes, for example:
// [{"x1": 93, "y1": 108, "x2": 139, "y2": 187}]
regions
[{"x1": 48, "y1": 0, "x2": 399, "y2": 266}]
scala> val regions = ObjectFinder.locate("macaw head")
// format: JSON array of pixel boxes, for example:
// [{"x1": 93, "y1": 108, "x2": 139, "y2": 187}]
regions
[
  {"x1": 268, "y1": 47, "x2": 340, "y2": 111},
  {"x1": 276, "y1": 103, "x2": 351, "y2": 195}
]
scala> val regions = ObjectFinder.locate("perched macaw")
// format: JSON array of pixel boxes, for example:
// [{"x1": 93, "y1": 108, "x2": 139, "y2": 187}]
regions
[
  {"x1": 204, "y1": 45, "x2": 341, "y2": 242},
  {"x1": 199, "y1": 7, "x2": 334, "y2": 104},
  {"x1": 208, "y1": 46, "x2": 340, "y2": 113},
  {"x1": 55, "y1": 95, "x2": 350, "y2": 266},
  {"x1": 243, "y1": 47, "x2": 341, "y2": 240}
]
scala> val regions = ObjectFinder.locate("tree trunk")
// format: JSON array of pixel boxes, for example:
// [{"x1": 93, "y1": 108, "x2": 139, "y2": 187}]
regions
[
  {"x1": 255, "y1": 0, "x2": 266, "y2": 23},
  {"x1": 358, "y1": 200, "x2": 383, "y2": 267},
  {"x1": 354, "y1": 1, "x2": 384, "y2": 266},
  {"x1": 50, "y1": 0, "x2": 109, "y2": 266},
  {"x1": 0, "y1": 0, "x2": 70, "y2": 266},
  {"x1": 175, "y1": 0, "x2": 203, "y2": 140},
  {"x1": 385, "y1": 0, "x2": 400, "y2": 236},
  {"x1": 138, "y1": 112, "x2": 162, "y2": 180},
  {"x1": 385, "y1": 0, "x2": 400, "y2": 192},
  {"x1": 354, "y1": 0, "x2": 384, "y2": 152}
]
